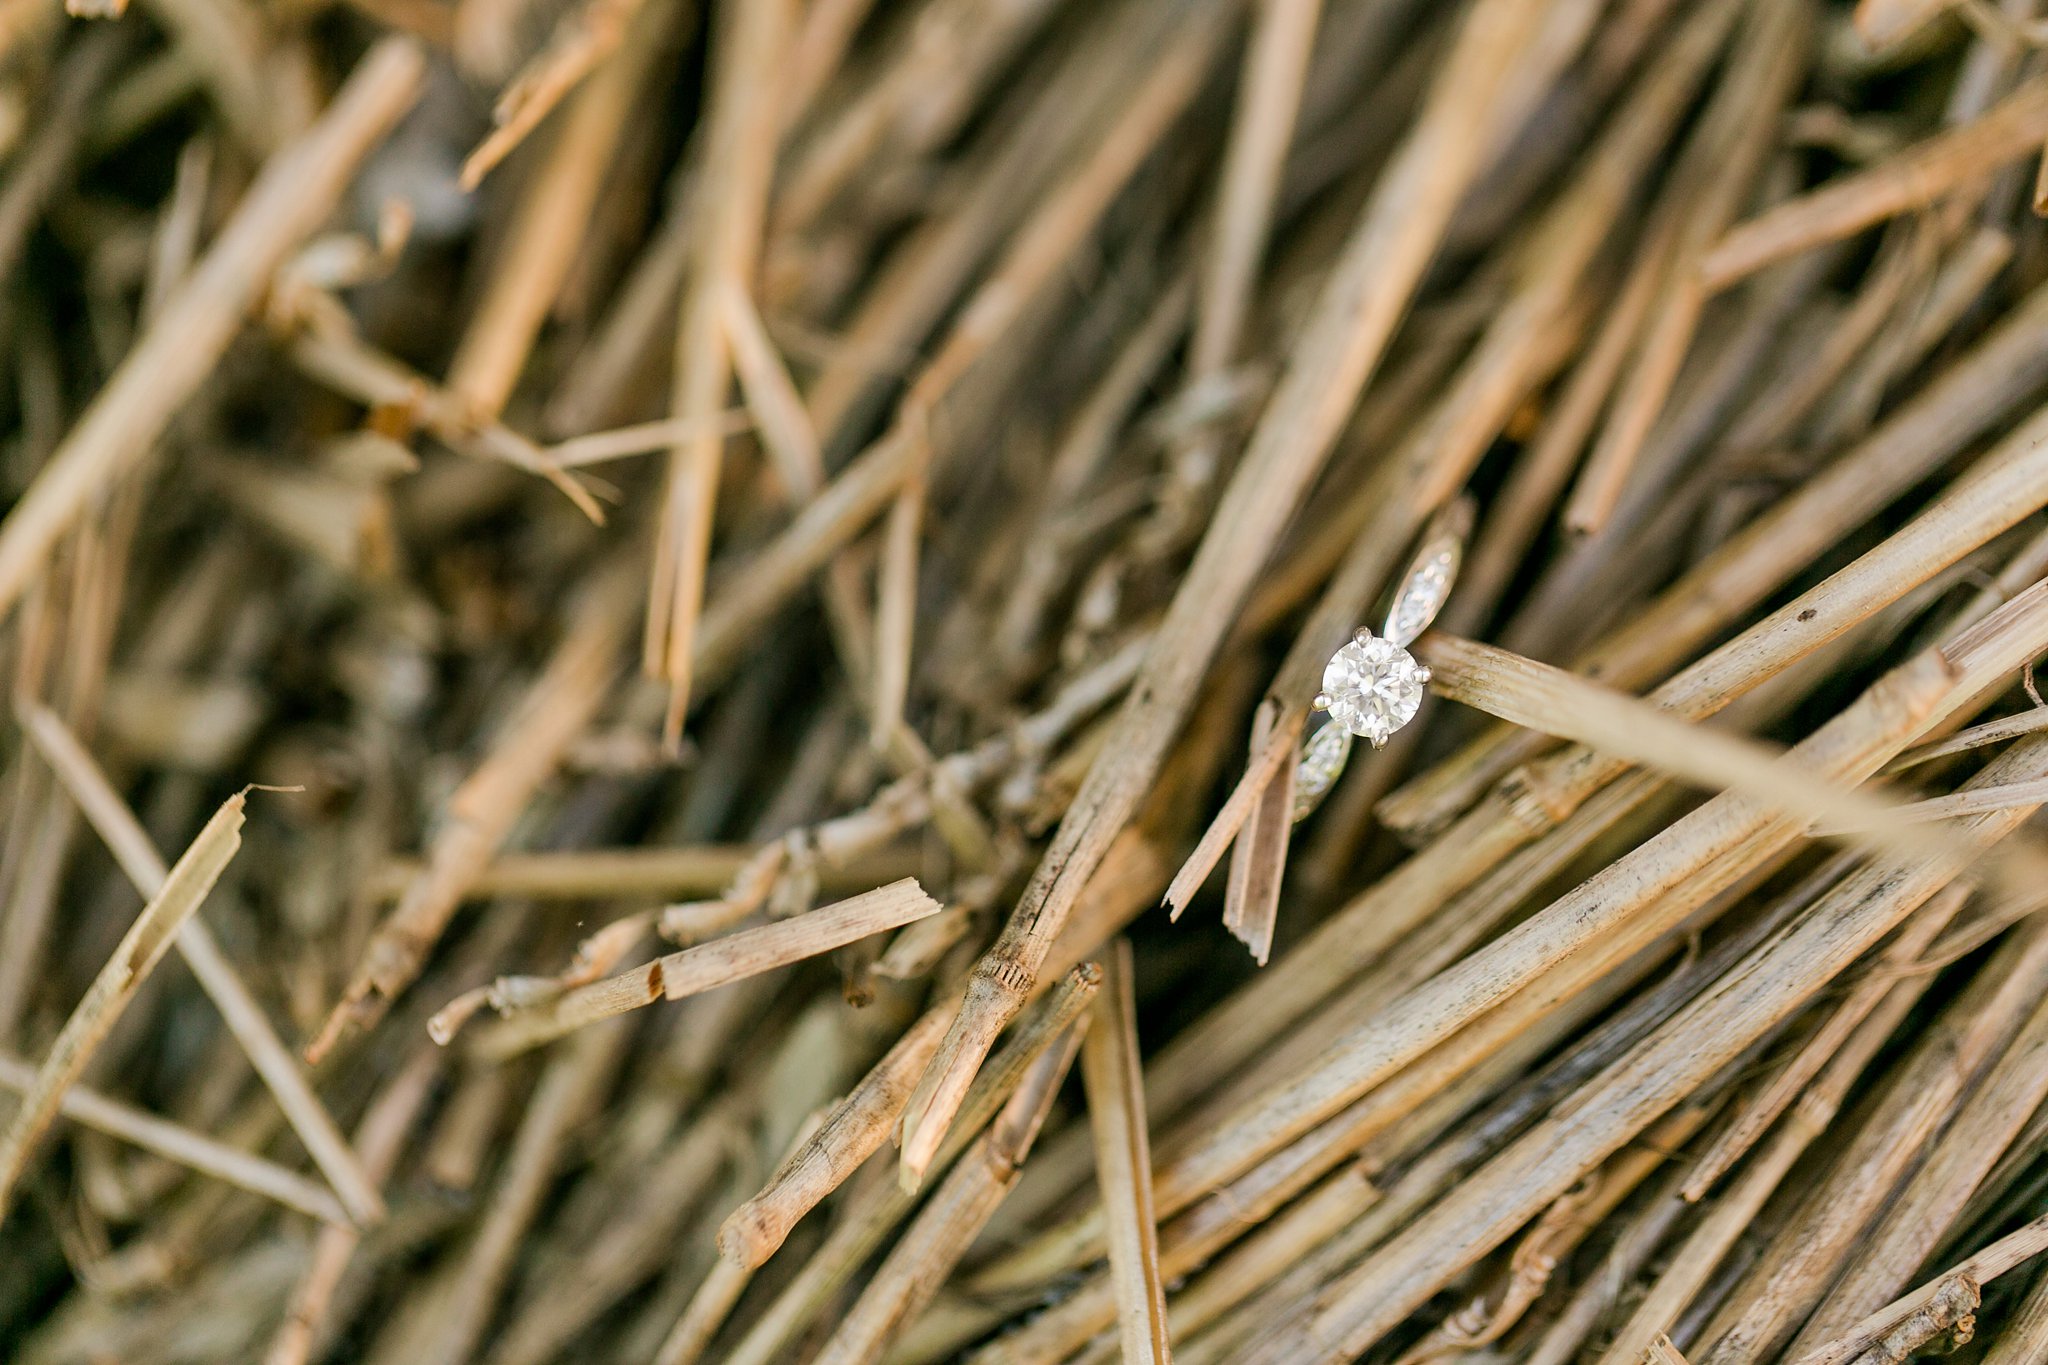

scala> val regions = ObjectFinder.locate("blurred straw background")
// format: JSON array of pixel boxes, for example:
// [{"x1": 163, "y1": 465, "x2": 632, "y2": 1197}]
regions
[{"x1": 5, "y1": 0, "x2": 2048, "y2": 1361}]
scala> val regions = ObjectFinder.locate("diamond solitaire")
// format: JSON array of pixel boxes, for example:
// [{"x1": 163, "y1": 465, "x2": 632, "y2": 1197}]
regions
[{"x1": 1318, "y1": 631, "x2": 1428, "y2": 747}]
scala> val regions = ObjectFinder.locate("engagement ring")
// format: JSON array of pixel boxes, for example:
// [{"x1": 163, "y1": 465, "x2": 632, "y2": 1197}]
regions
[{"x1": 1294, "y1": 502, "x2": 1468, "y2": 822}]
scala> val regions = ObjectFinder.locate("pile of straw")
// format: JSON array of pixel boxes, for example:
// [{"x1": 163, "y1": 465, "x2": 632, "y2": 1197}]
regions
[{"x1": 4, "y1": 0, "x2": 2048, "y2": 1361}]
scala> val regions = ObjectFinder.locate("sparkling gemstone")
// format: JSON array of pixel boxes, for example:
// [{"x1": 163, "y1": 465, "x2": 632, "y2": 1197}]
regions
[
  {"x1": 1387, "y1": 551, "x2": 1453, "y2": 644},
  {"x1": 1321, "y1": 633, "x2": 1425, "y2": 744},
  {"x1": 1292, "y1": 722, "x2": 1353, "y2": 821}
]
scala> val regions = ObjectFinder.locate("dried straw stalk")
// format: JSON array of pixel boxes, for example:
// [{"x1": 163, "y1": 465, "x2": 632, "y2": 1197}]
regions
[{"x1": 0, "y1": 791, "x2": 246, "y2": 1221}]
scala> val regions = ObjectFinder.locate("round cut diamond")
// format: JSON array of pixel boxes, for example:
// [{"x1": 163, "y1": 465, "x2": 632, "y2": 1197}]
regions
[{"x1": 1321, "y1": 634, "x2": 1425, "y2": 744}]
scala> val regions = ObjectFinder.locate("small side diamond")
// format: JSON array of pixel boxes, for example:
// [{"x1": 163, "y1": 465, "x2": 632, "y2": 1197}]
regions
[
  {"x1": 1386, "y1": 551, "x2": 1454, "y2": 645},
  {"x1": 1292, "y1": 723, "x2": 1352, "y2": 821}
]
